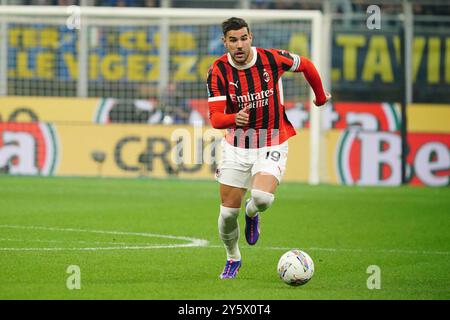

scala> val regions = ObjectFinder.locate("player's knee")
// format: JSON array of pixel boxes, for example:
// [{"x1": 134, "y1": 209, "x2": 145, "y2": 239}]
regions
[
  {"x1": 251, "y1": 189, "x2": 274, "y2": 212},
  {"x1": 219, "y1": 205, "x2": 240, "y2": 221}
]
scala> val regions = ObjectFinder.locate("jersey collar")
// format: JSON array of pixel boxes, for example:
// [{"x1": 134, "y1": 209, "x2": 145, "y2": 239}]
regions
[{"x1": 227, "y1": 47, "x2": 257, "y2": 70}]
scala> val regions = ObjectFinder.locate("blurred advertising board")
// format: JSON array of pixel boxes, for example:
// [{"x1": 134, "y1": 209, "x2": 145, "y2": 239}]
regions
[{"x1": 0, "y1": 98, "x2": 448, "y2": 186}]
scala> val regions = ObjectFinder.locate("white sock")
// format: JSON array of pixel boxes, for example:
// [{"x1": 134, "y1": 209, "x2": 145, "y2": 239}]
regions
[
  {"x1": 218, "y1": 205, "x2": 241, "y2": 261},
  {"x1": 245, "y1": 189, "x2": 275, "y2": 218},
  {"x1": 245, "y1": 200, "x2": 258, "y2": 218}
]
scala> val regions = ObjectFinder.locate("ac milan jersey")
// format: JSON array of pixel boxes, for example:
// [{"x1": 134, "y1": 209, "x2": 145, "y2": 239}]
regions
[{"x1": 207, "y1": 47, "x2": 302, "y2": 148}]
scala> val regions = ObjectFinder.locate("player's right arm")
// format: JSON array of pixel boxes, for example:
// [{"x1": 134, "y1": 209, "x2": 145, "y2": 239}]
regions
[{"x1": 207, "y1": 66, "x2": 248, "y2": 128}]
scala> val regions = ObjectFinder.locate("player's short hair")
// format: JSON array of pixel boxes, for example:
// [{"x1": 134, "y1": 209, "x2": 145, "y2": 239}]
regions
[{"x1": 222, "y1": 17, "x2": 250, "y2": 36}]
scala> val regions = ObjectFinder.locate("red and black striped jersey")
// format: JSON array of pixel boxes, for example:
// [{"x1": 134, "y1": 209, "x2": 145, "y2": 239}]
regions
[{"x1": 207, "y1": 47, "x2": 303, "y2": 148}]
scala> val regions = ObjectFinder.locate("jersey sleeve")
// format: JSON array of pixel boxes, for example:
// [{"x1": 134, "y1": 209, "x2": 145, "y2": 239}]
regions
[
  {"x1": 206, "y1": 65, "x2": 236, "y2": 129},
  {"x1": 207, "y1": 65, "x2": 227, "y2": 103},
  {"x1": 271, "y1": 49, "x2": 327, "y2": 105},
  {"x1": 271, "y1": 49, "x2": 302, "y2": 72}
]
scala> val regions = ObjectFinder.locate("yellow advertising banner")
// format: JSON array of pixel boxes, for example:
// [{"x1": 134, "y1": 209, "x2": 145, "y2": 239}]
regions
[
  {"x1": 1, "y1": 121, "x2": 447, "y2": 186},
  {"x1": 0, "y1": 96, "x2": 100, "y2": 123},
  {"x1": 408, "y1": 104, "x2": 450, "y2": 133},
  {"x1": 1, "y1": 97, "x2": 448, "y2": 185},
  {"x1": 325, "y1": 130, "x2": 342, "y2": 185},
  {"x1": 52, "y1": 123, "x2": 311, "y2": 182}
]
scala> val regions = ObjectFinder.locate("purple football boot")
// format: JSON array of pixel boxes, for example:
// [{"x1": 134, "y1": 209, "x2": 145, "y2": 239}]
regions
[
  {"x1": 219, "y1": 259, "x2": 241, "y2": 279},
  {"x1": 245, "y1": 198, "x2": 260, "y2": 245}
]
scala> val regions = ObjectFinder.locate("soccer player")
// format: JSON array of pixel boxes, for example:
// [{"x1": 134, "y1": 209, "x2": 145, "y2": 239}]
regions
[{"x1": 207, "y1": 17, "x2": 331, "y2": 279}]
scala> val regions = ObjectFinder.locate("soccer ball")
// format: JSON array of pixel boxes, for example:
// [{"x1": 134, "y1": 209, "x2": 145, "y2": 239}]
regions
[{"x1": 277, "y1": 249, "x2": 314, "y2": 286}]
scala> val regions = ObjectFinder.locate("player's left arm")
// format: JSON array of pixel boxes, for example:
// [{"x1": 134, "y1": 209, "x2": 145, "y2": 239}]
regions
[
  {"x1": 273, "y1": 50, "x2": 331, "y2": 106},
  {"x1": 297, "y1": 56, "x2": 331, "y2": 106}
]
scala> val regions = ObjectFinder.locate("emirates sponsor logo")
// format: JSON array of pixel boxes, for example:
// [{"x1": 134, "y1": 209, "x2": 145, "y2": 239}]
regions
[{"x1": 230, "y1": 88, "x2": 274, "y2": 109}]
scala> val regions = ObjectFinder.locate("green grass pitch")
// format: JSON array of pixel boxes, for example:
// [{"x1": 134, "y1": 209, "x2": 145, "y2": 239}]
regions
[{"x1": 0, "y1": 176, "x2": 449, "y2": 300}]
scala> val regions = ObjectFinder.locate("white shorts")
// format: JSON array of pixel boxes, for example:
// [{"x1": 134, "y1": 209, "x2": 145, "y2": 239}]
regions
[{"x1": 216, "y1": 138, "x2": 289, "y2": 189}]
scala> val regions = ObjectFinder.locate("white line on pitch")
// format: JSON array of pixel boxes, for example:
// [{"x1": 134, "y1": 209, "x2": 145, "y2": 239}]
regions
[
  {"x1": 0, "y1": 225, "x2": 208, "y2": 251},
  {"x1": 1, "y1": 225, "x2": 448, "y2": 256},
  {"x1": 0, "y1": 238, "x2": 171, "y2": 246},
  {"x1": 0, "y1": 244, "x2": 206, "y2": 251}
]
